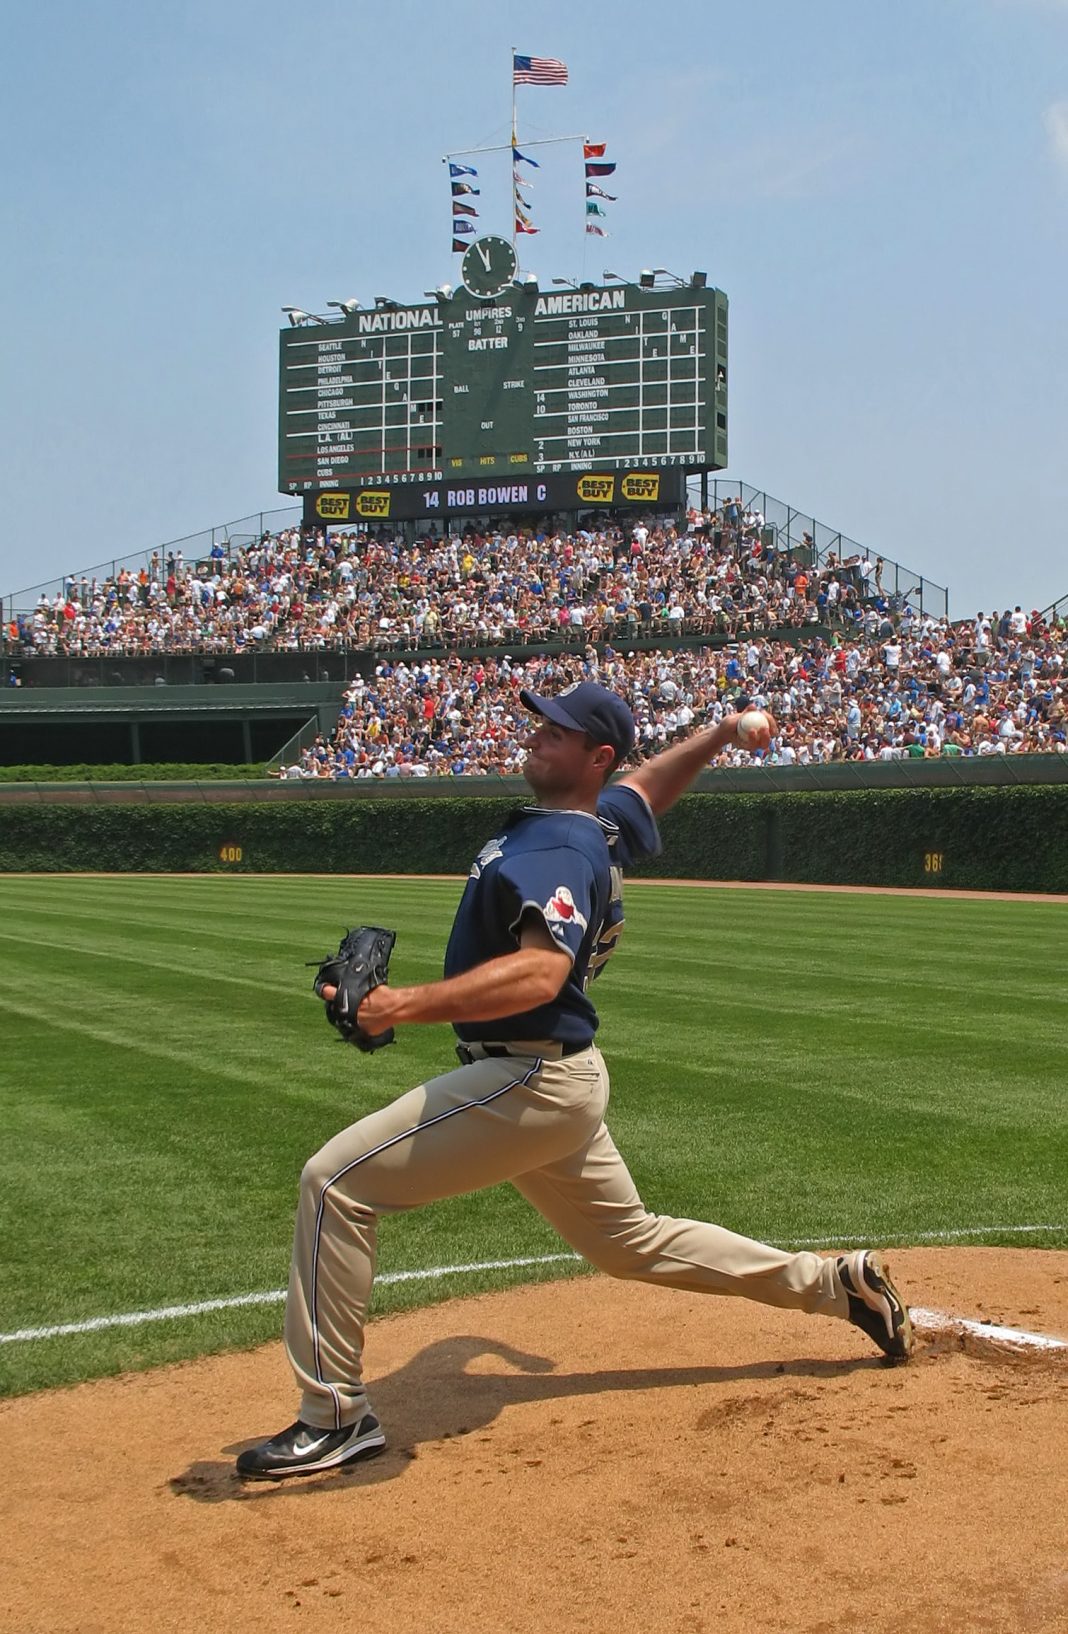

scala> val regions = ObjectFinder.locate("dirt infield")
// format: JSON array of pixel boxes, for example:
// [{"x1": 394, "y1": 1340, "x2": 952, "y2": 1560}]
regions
[{"x1": 3, "y1": 1248, "x2": 1066, "y2": 1634}]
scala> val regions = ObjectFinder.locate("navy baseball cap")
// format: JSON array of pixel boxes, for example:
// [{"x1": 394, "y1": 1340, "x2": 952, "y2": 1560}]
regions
[{"x1": 520, "y1": 681, "x2": 636, "y2": 760}]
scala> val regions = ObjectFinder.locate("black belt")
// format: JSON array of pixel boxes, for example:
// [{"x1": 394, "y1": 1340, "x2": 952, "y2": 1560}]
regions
[{"x1": 456, "y1": 1040, "x2": 592, "y2": 1064}]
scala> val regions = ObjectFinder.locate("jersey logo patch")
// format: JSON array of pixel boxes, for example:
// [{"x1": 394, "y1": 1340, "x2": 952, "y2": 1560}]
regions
[
  {"x1": 469, "y1": 836, "x2": 505, "y2": 879},
  {"x1": 543, "y1": 886, "x2": 588, "y2": 932}
]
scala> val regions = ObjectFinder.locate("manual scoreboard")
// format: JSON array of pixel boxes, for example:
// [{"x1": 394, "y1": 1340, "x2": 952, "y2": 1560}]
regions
[{"x1": 278, "y1": 276, "x2": 727, "y2": 519}]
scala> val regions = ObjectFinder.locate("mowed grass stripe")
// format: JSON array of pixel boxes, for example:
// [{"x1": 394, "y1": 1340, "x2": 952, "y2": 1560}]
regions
[
  {"x1": 0, "y1": 988, "x2": 321, "y2": 1095},
  {"x1": 600, "y1": 899, "x2": 1065, "y2": 1109},
  {"x1": 0, "y1": 874, "x2": 457, "y2": 919},
  {"x1": 0, "y1": 876, "x2": 1065, "y2": 1399},
  {"x1": 0, "y1": 879, "x2": 457, "y2": 941},
  {"x1": 0, "y1": 964, "x2": 452, "y2": 1117},
  {"x1": 0, "y1": 878, "x2": 456, "y2": 994},
  {"x1": 0, "y1": 930, "x2": 445, "y2": 998},
  {"x1": 0, "y1": 875, "x2": 458, "y2": 913},
  {"x1": 0, "y1": 881, "x2": 460, "y2": 997},
  {"x1": 657, "y1": 898, "x2": 1060, "y2": 952}
]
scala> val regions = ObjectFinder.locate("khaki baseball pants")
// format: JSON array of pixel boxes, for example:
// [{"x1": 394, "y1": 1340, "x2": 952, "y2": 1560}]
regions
[{"x1": 284, "y1": 1043, "x2": 849, "y2": 1429}]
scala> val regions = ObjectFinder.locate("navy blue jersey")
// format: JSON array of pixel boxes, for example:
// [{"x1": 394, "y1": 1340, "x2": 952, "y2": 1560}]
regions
[{"x1": 445, "y1": 783, "x2": 661, "y2": 1046}]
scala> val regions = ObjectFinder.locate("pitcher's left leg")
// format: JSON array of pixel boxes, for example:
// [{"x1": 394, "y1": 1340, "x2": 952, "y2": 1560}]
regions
[{"x1": 285, "y1": 1049, "x2": 606, "y2": 1432}]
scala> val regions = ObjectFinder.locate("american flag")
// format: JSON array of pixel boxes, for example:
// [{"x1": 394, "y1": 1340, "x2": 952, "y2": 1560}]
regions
[{"x1": 513, "y1": 54, "x2": 568, "y2": 86}]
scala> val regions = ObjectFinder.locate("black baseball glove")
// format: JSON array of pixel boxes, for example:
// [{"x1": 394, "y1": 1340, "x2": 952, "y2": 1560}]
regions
[{"x1": 311, "y1": 925, "x2": 397, "y2": 1052}]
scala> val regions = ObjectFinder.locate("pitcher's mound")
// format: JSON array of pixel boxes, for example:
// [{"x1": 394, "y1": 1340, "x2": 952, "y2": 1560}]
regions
[{"x1": 3, "y1": 1248, "x2": 1067, "y2": 1634}]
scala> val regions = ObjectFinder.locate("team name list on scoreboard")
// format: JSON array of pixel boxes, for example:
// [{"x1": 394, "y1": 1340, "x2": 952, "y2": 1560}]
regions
[{"x1": 278, "y1": 284, "x2": 728, "y2": 498}]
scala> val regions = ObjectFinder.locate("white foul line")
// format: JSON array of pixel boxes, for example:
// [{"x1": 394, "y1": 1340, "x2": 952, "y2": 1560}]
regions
[
  {"x1": 911, "y1": 1307, "x2": 1068, "y2": 1352},
  {"x1": 783, "y1": 1224, "x2": 1065, "y2": 1248},
  {"x1": 0, "y1": 1255, "x2": 578, "y2": 1345},
  {"x1": 2, "y1": 1227, "x2": 1066, "y2": 1350}
]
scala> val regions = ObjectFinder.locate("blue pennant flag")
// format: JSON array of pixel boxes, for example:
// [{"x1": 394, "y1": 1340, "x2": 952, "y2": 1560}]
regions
[
  {"x1": 448, "y1": 162, "x2": 478, "y2": 178},
  {"x1": 451, "y1": 219, "x2": 476, "y2": 235},
  {"x1": 513, "y1": 147, "x2": 541, "y2": 168}
]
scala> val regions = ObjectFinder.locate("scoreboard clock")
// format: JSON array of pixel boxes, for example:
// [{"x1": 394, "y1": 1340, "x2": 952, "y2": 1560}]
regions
[
  {"x1": 461, "y1": 236, "x2": 519, "y2": 299},
  {"x1": 278, "y1": 276, "x2": 728, "y2": 505}
]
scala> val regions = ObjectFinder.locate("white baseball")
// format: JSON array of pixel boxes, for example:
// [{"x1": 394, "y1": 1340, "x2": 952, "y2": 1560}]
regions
[{"x1": 736, "y1": 709, "x2": 771, "y2": 747}]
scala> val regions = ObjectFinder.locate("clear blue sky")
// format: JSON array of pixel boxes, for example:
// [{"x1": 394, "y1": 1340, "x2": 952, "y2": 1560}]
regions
[{"x1": 3, "y1": 0, "x2": 1067, "y2": 615}]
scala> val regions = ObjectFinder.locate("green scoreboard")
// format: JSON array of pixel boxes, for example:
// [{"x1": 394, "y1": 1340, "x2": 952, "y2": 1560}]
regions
[{"x1": 278, "y1": 275, "x2": 727, "y2": 522}]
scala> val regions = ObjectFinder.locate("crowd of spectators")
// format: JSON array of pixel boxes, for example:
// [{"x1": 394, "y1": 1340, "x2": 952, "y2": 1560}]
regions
[
  {"x1": 11, "y1": 504, "x2": 895, "y2": 658},
  {"x1": 280, "y1": 610, "x2": 1067, "y2": 780},
  {"x1": 8, "y1": 500, "x2": 1063, "y2": 775}
]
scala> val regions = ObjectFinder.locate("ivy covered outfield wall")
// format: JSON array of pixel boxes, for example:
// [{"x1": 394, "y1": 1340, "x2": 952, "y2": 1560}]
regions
[{"x1": 2, "y1": 785, "x2": 1065, "y2": 893}]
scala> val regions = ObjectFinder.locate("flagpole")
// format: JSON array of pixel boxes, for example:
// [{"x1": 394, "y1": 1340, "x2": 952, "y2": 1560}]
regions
[{"x1": 516, "y1": 45, "x2": 522, "y2": 251}]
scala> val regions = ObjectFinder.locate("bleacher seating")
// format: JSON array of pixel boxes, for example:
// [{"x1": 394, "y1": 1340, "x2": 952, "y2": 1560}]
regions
[{"x1": 8, "y1": 505, "x2": 1064, "y2": 775}]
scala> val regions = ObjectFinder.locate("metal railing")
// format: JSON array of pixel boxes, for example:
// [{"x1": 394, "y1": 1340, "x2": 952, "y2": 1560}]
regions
[
  {"x1": 1, "y1": 506, "x2": 302, "y2": 617},
  {"x1": 265, "y1": 715, "x2": 330, "y2": 774},
  {"x1": 1036, "y1": 590, "x2": 1068, "y2": 627},
  {"x1": 688, "y1": 478, "x2": 949, "y2": 619}
]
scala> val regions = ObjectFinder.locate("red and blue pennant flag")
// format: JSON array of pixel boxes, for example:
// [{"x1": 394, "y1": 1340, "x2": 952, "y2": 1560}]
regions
[
  {"x1": 448, "y1": 162, "x2": 478, "y2": 178},
  {"x1": 582, "y1": 139, "x2": 616, "y2": 236},
  {"x1": 452, "y1": 238, "x2": 469, "y2": 253},
  {"x1": 452, "y1": 201, "x2": 478, "y2": 218},
  {"x1": 452, "y1": 181, "x2": 480, "y2": 196},
  {"x1": 513, "y1": 54, "x2": 568, "y2": 85}
]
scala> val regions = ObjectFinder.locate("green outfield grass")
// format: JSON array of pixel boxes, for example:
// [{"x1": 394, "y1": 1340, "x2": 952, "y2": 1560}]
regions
[{"x1": 0, "y1": 875, "x2": 1065, "y2": 1399}]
